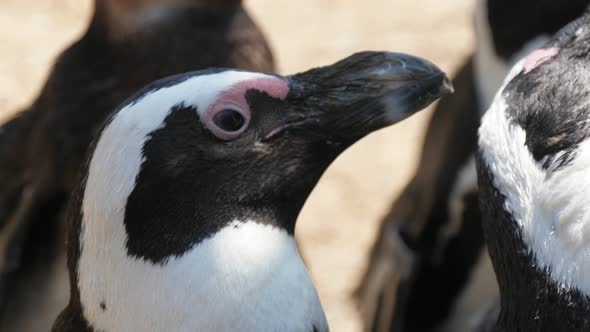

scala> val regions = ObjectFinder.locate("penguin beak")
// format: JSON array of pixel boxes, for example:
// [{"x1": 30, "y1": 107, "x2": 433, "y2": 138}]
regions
[{"x1": 267, "y1": 51, "x2": 452, "y2": 140}]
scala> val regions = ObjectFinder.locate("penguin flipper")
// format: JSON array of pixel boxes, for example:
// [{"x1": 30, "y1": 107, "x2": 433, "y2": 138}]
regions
[{"x1": 356, "y1": 57, "x2": 489, "y2": 332}]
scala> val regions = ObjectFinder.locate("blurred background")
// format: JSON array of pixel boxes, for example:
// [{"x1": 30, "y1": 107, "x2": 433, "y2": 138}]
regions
[{"x1": 0, "y1": 0, "x2": 475, "y2": 330}]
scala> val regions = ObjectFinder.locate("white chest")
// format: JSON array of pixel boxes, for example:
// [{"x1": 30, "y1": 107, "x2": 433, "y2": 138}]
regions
[{"x1": 77, "y1": 221, "x2": 328, "y2": 332}]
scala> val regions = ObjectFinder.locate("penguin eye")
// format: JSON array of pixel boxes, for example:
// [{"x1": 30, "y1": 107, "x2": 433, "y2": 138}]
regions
[
  {"x1": 213, "y1": 109, "x2": 245, "y2": 132},
  {"x1": 204, "y1": 105, "x2": 251, "y2": 140}
]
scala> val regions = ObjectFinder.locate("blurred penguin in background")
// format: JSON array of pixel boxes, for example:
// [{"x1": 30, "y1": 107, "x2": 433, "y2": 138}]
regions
[
  {"x1": 0, "y1": 1, "x2": 274, "y2": 330},
  {"x1": 357, "y1": 0, "x2": 590, "y2": 331}
]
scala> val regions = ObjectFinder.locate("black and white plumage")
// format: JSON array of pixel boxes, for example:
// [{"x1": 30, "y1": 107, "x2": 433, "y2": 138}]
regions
[
  {"x1": 357, "y1": 0, "x2": 590, "y2": 331},
  {"x1": 51, "y1": 52, "x2": 451, "y2": 332},
  {"x1": 477, "y1": 15, "x2": 590, "y2": 331},
  {"x1": 0, "y1": 1, "x2": 274, "y2": 330}
]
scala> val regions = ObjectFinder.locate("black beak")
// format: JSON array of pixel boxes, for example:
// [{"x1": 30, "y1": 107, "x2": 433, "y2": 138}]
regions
[{"x1": 275, "y1": 51, "x2": 452, "y2": 140}]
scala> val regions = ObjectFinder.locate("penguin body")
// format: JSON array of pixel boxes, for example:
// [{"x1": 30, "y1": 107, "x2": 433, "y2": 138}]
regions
[
  {"x1": 0, "y1": 1, "x2": 274, "y2": 330},
  {"x1": 477, "y1": 15, "x2": 590, "y2": 330},
  {"x1": 53, "y1": 52, "x2": 451, "y2": 332}
]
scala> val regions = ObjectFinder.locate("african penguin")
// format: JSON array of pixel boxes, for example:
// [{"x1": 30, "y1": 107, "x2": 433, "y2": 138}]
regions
[
  {"x1": 0, "y1": 1, "x2": 274, "y2": 330},
  {"x1": 357, "y1": 0, "x2": 590, "y2": 331},
  {"x1": 51, "y1": 51, "x2": 452, "y2": 332},
  {"x1": 477, "y1": 14, "x2": 590, "y2": 331}
]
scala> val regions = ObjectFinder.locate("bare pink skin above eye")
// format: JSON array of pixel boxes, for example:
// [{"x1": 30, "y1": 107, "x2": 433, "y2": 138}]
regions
[
  {"x1": 207, "y1": 77, "x2": 289, "y2": 115},
  {"x1": 523, "y1": 47, "x2": 560, "y2": 74},
  {"x1": 202, "y1": 77, "x2": 290, "y2": 140}
]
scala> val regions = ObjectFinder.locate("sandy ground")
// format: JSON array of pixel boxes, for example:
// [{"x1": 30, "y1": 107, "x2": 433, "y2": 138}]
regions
[{"x1": 0, "y1": 0, "x2": 475, "y2": 330}]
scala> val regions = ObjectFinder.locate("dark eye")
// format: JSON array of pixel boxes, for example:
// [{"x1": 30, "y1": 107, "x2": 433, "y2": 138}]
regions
[
  {"x1": 213, "y1": 108, "x2": 246, "y2": 132},
  {"x1": 202, "y1": 104, "x2": 250, "y2": 141}
]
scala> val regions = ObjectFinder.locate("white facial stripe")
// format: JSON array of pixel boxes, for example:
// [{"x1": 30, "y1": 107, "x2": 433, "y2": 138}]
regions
[
  {"x1": 137, "y1": 71, "x2": 273, "y2": 118},
  {"x1": 479, "y1": 60, "x2": 590, "y2": 294},
  {"x1": 78, "y1": 70, "x2": 326, "y2": 330},
  {"x1": 474, "y1": 0, "x2": 550, "y2": 113}
]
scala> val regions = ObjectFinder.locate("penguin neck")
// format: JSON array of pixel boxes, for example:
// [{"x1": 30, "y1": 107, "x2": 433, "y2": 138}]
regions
[
  {"x1": 74, "y1": 211, "x2": 327, "y2": 331},
  {"x1": 477, "y1": 154, "x2": 590, "y2": 331}
]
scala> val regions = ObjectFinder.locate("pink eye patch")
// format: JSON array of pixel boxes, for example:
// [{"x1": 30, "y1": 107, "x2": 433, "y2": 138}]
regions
[
  {"x1": 206, "y1": 76, "x2": 289, "y2": 117},
  {"x1": 202, "y1": 76, "x2": 289, "y2": 140},
  {"x1": 523, "y1": 47, "x2": 560, "y2": 74}
]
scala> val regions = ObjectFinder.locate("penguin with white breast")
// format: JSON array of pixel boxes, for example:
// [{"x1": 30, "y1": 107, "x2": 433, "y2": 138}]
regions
[
  {"x1": 357, "y1": 1, "x2": 590, "y2": 331},
  {"x1": 0, "y1": 1, "x2": 274, "y2": 330},
  {"x1": 52, "y1": 51, "x2": 451, "y2": 332},
  {"x1": 477, "y1": 15, "x2": 590, "y2": 331}
]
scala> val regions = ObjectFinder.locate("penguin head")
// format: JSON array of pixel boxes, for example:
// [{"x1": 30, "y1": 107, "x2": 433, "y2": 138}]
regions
[
  {"x1": 81, "y1": 51, "x2": 451, "y2": 264},
  {"x1": 497, "y1": 14, "x2": 590, "y2": 171},
  {"x1": 478, "y1": 14, "x2": 590, "y2": 294}
]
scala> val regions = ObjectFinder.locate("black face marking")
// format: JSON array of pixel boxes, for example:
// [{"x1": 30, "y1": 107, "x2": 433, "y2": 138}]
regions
[
  {"x1": 124, "y1": 104, "x2": 229, "y2": 263},
  {"x1": 476, "y1": 152, "x2": 590, "y2": 330},
  {"x1": 487, "y1": 0, "x2": 590, "y2": 59},
  {"x1": 99, "y1": 301, "x2": 106, "y2": 311},
  {"x1": 245, "y1": 89, "x2": 289, "y2": 138},
  {"x1": 503, "y1": 26, "x2": 590, "y2": 171},
  {"x1": 124, "y1": 95, "x2": 340, "y2": 264}
]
